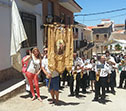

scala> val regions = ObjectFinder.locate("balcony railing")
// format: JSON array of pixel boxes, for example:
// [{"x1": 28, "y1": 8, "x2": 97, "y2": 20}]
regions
[
  {"x1": 74, "y1": 40, "x2": 88, "y2": 52},
  {"x1": 85, "y1": 42, "x2": 94, "y2": 50},
  {"x1": 80, "y1": 40, "x2": 87, "y2": 48}
]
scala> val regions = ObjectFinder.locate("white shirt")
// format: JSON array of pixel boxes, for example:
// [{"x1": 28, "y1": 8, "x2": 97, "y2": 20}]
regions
[
  {"x1": 42, "y1": 57, "x2": 59, "y2": 78},
  {"x1": 95, "y1": 61, "x2": 111, "y2": 77},
  {"x1": 88, "y1": 63, "x2": 96, "y2": 71},
  {"x1": 73, "y1": 57, "x2": 84, "y2": 73},
  {"x1": 82, "y1": 59, "x2": 90, "y2": 74},
  {"x1": 106, "y1": 56, "x2": 116, "y2": 71},
  {"x1": 27, "y1": 57, "x2": 40, "y2": 74},
  {"x1": 83, "y1": 63, "x2": 91, "y2": 74},
  {"x1": 122, "y1": 66, "x2": 126, "y2": 71},
  {"x1": 121, "y1": 59, "x2": 126, "y2": 71}
]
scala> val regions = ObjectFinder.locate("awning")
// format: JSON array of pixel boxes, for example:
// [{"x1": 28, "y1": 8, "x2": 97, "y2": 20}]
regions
[
  {"x1": 85, "y1": 42, "x2": 94, "y2": 50},
  {"x1": 103, "y1": 32, "x2": 126, "y2": 45}
]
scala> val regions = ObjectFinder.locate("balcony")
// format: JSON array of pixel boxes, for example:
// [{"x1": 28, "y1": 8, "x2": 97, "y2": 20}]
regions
[
  {"x1": 74, "y1": 40, "x2": 87, "y2": 52},
  {"x1": 73, "y1": 33, "x2": 78, "y2": 39},
  {"x1": 53, "y1": 15, "x2": 62, "y2": 23},
  {"x1": 85, "y1": 42, "x2": 94, "y2": 50},
  {"x1": 80, "y1": 40, "x2": 88, "y2": 49},
  {"x1": 22, "y1": 0, "x2": 41, "y2": 5},
  {"x1": 46, "y1": 15, "x2": 65, "y2": 24}
]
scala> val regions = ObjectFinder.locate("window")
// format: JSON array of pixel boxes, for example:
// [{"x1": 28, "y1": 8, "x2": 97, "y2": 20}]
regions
[
  {"x1": 48, "y1": 1, "x2": 53, "y2": 16},
  {"x1": 75, "y1": 28, "x2": 78, "y2": 37},
  {"x1": 60, "y1": 13, "x2": 65, "y2": 24},
  {"x1": 96, "y1": 45, "x2": 99, "y2": 49},
  {"x1": 75, "y1": 28, "x2": 78, "y2": 33},
  {"x1": 76, "y1": 40, "x2": 79, "y2": 49},
  {"x1": 66, "y1": 16, "x2": 71, "y2": 25},
  {"x1": 104, "y1": 34, "x2": 107, "y2": 38},
  {"x1": 21, "y1": 12, "x2": 37, "y2": 47},
  {"x1": 96, "y1": 34, "x2": 99, "y2": 40},
  {"x1": 81, "y1": 30, "x2": 83, "y2": 40}
]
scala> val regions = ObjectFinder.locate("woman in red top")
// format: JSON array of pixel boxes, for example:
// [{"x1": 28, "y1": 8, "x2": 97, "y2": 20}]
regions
[{"x1": 22, "y1": 49, "x2": 32, "y2": 92}]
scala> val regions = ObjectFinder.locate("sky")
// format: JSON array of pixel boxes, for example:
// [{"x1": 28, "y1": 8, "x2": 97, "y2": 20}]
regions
[{"x1": 75, "y1": 0, "x2": 126, "y2": 26}]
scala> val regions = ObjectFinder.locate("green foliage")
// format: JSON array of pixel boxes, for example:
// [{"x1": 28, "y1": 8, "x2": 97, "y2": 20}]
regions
[{"x1": 115, "y1": 44, "x2": 122, "y2": 51}]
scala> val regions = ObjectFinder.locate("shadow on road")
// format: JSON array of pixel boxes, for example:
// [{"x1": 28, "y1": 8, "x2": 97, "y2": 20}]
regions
[
  {"x1": 98, "y1": 99, "x2": 112, "y2": 105},
  {"x1": 92, "y1": 98, "x2": 112, "y2": 105},
  {"x1": 20, "y1": 93, "x2": 48, "y2": 100},
  {"x1": 76, "y1": 94, "x2": 86, "y2": 98},
  {"x1": 47, "y1": 99, "x2": 80, "y2": 106},
  {"x1": 20, "y1": 92, "x2": 32, "y2": 98}
]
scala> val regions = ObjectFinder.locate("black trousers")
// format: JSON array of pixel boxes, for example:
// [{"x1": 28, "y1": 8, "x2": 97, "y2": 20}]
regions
[
  {"x1": 39, "y1": 70, "x2": 46, "y2": 82},
  {"x1": 94, "y1": 80, "x2": 100, "y2": 99},
  {"x1": 81, "y1": 73, "x2": 87, "y2": 92},
  {"x1": 75, "y1": 72, "x2": 81, "y2": 95},
  {"x1": 110, "y1": 71, "x2": 116, "y2": 87},
  {"x1": 119, "y1": 71, "x2": 126, "y2": 87},
  {"x1": 95, "y1": 77, "x2": 107, "y2": 99},
  {"x1": 107, "y1": 70, "x2": 116, "y2": 91},
  {"x1": 69, "y1": 74, "x2": 74, "y2": 95},
  {"x1": 62, "y1": 69, "x2": 69, "y2": 86}
]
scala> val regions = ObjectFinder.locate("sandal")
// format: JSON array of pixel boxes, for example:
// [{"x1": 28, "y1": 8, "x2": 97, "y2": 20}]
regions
[
  {"x1": 38, "y1": 97, "x2": 42, "y2": 102},
  {"x1": 32, "y1": 96, "x2": 36, "y2": 101},
  {"x1": 49, "y1": 100, "x2": 55, "y2": 104}
]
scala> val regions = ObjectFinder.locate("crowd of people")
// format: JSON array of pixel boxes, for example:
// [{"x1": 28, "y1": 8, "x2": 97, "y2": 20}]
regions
[{"x1": 22, "y1": 47, "x2": 126, "y2": 105}]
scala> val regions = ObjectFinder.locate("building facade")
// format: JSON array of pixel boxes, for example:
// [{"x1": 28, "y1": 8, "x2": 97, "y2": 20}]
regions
[
  {"x1": 0, "y1": 0, "x2": 43, "y2": 82},
  {"x1": 0, "y1": 0, "x2": 82, "y2": 83},
  {"x1": 114, "y1": 24, "x2": 125, "y2": 31},
  {"x1": 73, "y1": 22, "x2": 94, "y2": 59},
  {"x1": 42, "y1": 0, "x2": 82, "y2": 46},
  {"x1": 73, "y1": 22, "x2": 87, "y2": 56},
  {"x1": 83, "y1": 28, "x2": 94, "y2": 59},
  {"x1": 92, "y1": 23, "x2": 113, "y2": 55}
]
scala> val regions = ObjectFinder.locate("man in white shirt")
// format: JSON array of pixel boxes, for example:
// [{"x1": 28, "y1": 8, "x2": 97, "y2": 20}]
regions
[
  {"x1": 41, "y1": 48, "x2": 59, "y2": 105},
  {"x1": 81, "y1": 58, "x2": 91, "y2": 93},
  {"x1": 93, "y1": 56, "x2": 111, "y2": 103},
  {"x1": 72, "y1": 53, "x2": 84, "y2": 97},
  {"x1": 118, "y1": 55, "x2": 126, "y2": 88},
  {"x1": 105, "y1": 50, "x2": 116, "y2": 95}
]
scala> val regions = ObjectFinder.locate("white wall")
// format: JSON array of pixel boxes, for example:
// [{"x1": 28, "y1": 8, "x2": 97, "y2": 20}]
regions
[
  {"x1": 20, "y1": 1, "x2": 43, "y2": 57},
  {"x1": 0, "y1": 4, "x2": 11, "y2": 70},
  {"x1": 0, "y1": 0, "x2": 43, "y2": 70},
  {"x1": 35, "y1": 3, "x2": 43, "y2": 52}
]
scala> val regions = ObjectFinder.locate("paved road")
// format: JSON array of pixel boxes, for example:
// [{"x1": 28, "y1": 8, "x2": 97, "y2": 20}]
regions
[{"x1": 0, "y1": 74, "x2": 126, "y2": 111}]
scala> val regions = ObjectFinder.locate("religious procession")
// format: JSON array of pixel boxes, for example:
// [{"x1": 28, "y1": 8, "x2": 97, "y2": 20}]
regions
[
  {"x1": 1, "y1": 0, "x2": 126, "y2": 110},
  {"x1": 22, "y1": 46, "x2": 126, "y2": 105}
]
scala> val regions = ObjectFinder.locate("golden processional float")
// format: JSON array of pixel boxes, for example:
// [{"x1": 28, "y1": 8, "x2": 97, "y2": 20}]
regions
[{"x1": 44, "y1": 23, "x2": 74, "y2": 74}]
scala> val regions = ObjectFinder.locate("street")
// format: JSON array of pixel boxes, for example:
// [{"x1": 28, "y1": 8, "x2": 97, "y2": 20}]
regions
[
  {"x1": 0, "y1": 74, "x2": 126, "y2": 111},
  {"x1": 0, "y1": 1, "x2": 126, "y2": 111}
]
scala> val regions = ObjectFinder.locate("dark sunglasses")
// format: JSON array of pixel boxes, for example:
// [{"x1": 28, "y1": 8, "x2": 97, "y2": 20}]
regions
[{"x1": 44, "y1": 50, "x2": 47, "y2": 53}]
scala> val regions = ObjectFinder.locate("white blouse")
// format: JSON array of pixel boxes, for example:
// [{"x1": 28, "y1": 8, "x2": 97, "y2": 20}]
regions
[{"x1": 27, "y1": 56, "x2": 40, "y2": 74}]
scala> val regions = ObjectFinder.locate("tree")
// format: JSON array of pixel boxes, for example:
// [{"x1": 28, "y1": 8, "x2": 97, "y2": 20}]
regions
[{"x1": 115, "y1": 44, "x2": 122, "y2": 51}]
